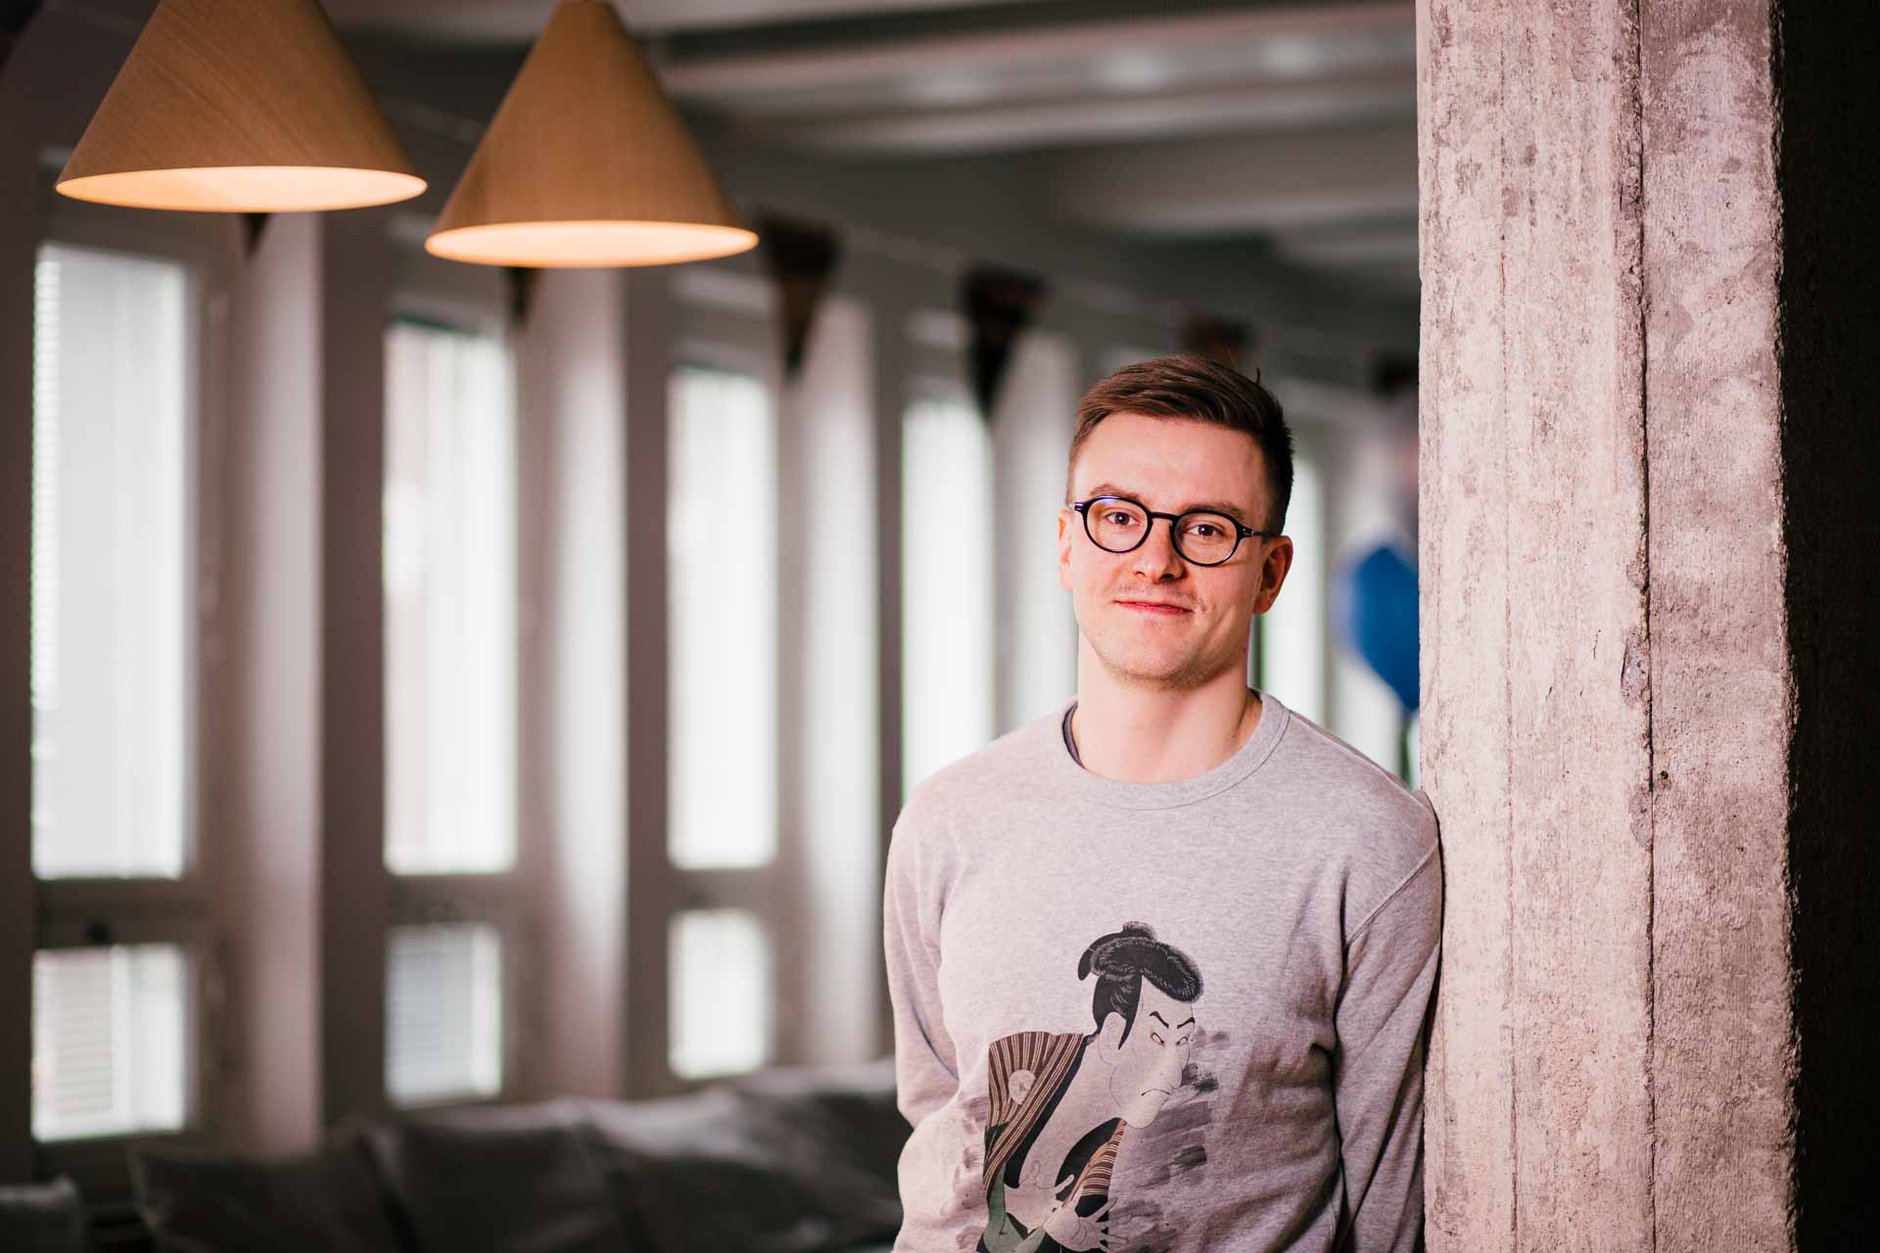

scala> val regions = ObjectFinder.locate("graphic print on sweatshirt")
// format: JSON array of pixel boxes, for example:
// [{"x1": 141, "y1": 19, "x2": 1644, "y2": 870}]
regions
[{"x1": 974, "y1": 922, "x2": 1224, "y2": 1253}]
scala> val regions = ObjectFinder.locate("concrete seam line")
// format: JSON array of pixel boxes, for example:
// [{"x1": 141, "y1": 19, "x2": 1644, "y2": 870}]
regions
[
  {"x1": 1494, "y1": 3, "x2": 1518, "y2": 1247},
  {"x1": 1625, "y1": 0, "x2": 1658, "y2": 1246}
]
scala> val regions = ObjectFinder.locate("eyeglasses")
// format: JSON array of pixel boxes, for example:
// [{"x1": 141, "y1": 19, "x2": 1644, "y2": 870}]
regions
[{"x1": 1069, "y1": 494, "x2": 1276, "y2": 567}]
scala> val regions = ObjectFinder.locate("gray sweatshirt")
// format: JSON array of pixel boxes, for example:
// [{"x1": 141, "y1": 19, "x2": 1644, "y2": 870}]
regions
[{"x1": 883, "y1": 689, "x2": 1441, "y2": 1253}]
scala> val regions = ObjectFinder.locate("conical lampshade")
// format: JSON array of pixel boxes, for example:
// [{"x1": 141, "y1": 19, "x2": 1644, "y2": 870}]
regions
[
  {"x1": 425, "y1": 0, "x2": 756, "y2": 268},
  {"x1": 57, "y1": 0, "x2": 424, "y2": 213}
]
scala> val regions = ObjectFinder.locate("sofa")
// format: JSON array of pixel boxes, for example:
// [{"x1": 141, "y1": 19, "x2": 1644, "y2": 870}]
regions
[{"x1": 125, "y1": 1057, "x2": 910, "y2": 1253}]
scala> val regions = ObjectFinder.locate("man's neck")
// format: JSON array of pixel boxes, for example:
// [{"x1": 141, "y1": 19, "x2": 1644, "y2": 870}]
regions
[{"x1": 1069, "y1": 657, "x2": 1259, "y2": 785}]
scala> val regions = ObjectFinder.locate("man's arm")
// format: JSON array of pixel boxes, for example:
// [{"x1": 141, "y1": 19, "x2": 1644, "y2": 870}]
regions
[
  {"x1": 884, "y1": 796, "x2": 959, "y2": 1127},
  {"x1": 883, "y1": 793, "x2": 968, "y2": 1248},
  {"x1": 1332, "y1": 801, "x2": 1443, "y2": 1253}
]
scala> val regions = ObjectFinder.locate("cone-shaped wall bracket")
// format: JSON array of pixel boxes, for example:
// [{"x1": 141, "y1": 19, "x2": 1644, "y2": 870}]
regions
[
  {"x1": 963, "y1": 265, "x2": 1047, "y2": 421},
  {"x1": 426, "y1": 0, "x2": 756, "y2": 268},
  {"x1": 56, "y1": 0, "x2": 424, "y2": 213},
  {"x1": 757, "y1": 212, "x2": 841, "y2": 376}
]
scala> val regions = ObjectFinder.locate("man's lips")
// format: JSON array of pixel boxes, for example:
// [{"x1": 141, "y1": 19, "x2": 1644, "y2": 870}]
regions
[{"x1": 1116, "y1": 599, "x2": 1190, "y2": 616}]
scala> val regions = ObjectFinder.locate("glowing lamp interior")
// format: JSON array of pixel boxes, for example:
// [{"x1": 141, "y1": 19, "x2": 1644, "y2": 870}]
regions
[
  {"x1": 56, "y1": 166, "x2": 427, "y2": 213},
  {"x1": 425, "y1": 220, "x2": 760, "y2": 268}
]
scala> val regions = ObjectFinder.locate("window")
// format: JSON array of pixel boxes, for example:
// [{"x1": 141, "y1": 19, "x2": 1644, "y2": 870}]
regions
[
  {"x1": 385, "y1": 923, "x2": 504, "y2": 1105},
  {"x1": 989, "y1": 330, "x2": 1080, "y2": 731},
  {"x1": 669, "y1": 910, "x2": 772, "y2": 1080},
  {"x1": 901, "y1": 389, "x2": 996, "y2": 796},
  {"x1": 663, "y1": 352, "x2": 781, "y2": 1083},
  {"x1": 32, "y1": 945, "x2": 189, "y2": 1142},
  {"x1": 383, "y1": 319, "x2": 518, "y2": 876},
  {"x1": 1260, "y1": 453, "x2": 1326, "y2": 723},
  {"x1": 31, "y1": 244, "x2": 192, "y2": 880},
  {"x1": 667, "y1": 365, "x2": 778, "y2": 871},
  {"x1": 30, "y1": 242, "x2": 201, "y2": 1146},
  {"x1": 382, "y1": 317, "x2": 519, "y2": 1106}
]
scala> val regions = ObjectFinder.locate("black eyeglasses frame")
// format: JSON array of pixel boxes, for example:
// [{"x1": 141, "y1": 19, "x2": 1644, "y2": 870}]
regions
[{"x1": 1068, "y1": 494, "x2": 1278, "y2": 567}]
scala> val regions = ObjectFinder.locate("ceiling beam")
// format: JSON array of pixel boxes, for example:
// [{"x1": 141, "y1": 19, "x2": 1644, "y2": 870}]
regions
[
  {"x1": 1045, "y1": 122, "x2": 1417, "y2": 235},
  {"x1": 658, "y1": 2, "x2": 1412, "y2": 95},
  {"x1": 1272, "y1": 223, "x2": 1420, "y2": 267},
  {"x1": 765, "y1": 70, "x2": 1413, "y2": 153}
]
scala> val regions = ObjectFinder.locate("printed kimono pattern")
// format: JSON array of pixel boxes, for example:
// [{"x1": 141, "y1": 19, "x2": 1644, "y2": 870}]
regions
[{"x1": 975, "y1": 923, "x2": 1203, "y2": 1253}]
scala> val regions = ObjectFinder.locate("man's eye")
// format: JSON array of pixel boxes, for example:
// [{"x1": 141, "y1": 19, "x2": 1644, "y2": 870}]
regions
[
  {"x1": 1190, "y1": 523, "x2": 1221, "y2": 538},
  {"x1": 1150, "y1": 1031, "x2": 1163, "y2": 1045},
  {"x1": 1103, "y1": 511, "x2": 1137, "y2": 527}
]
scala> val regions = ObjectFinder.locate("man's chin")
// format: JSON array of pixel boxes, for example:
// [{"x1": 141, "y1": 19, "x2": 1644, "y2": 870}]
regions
[{"x1": 1095, "y1": 650, "x2": 1208, "y2": 687}]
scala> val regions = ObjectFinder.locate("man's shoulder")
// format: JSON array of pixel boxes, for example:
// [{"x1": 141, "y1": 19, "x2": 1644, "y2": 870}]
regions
[{"x1": 1264, "y1": 701, "x2": 1438, "y2": 882}]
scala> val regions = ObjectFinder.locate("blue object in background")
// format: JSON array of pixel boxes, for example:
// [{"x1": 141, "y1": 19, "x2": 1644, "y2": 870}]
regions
[{"x1": 1335, "y1": 543, "x2": 1420, "y2": 714}]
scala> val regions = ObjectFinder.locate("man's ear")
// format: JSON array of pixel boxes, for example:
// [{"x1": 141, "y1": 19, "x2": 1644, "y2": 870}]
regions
[
  {"x1": 1254, "y1": 535, "x2": 1294, "y2": 614},
  {"x1": 1098, "y1": 1012, "x2": 1127, "y2": 1049},
  {"x1": 1057, "y1": 508, "x2": 1075, "y2": 589}
]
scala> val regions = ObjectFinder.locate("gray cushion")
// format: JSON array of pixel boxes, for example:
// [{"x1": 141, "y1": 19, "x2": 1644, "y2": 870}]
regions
[
  {"x1": 132, "y1": 1131, "x2": 404, "y2": 1253},
  {"x1": 730, "y1": 1058, "x2": 907, "y2": 1196},
  {"x1": 583, "y1": 1072, "x2": 903, "y2": 1253},
  {"x1": 362, "y1": 1099, "x2": 633, "y2": 1253},
  {"x1": 0, "y1": 1176, "x2": 91, "y2": 1253}
]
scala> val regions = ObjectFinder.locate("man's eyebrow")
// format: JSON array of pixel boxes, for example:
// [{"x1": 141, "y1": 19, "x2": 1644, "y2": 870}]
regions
[
  {"x1": 1146, "y1": 1010, "x2": 1197, "y2": 1029},
  {"x1": 1084, "y1": 482, "x2": 1251, "y2": 526}
]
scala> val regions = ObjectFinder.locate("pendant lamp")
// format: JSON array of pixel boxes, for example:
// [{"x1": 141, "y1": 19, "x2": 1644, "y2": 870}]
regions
[
  {"x1": 56, "y1": 0, "x2": 424, "y2": 213},
  {"x1": 425, "y1": 0, "x2": 756, "y2": 268}
]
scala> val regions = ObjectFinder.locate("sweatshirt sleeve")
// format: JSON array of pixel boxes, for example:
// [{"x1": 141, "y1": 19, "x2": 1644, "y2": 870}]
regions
[
  {"x1": 1332, "y1": 797, "x2": 1443, "y2": 1253},
  {"x1": 884, "y1": 793, "x2": 960, "y2": 1125},
  {"x1": 882, "y1": 788, "x2": 969, "y2": 1249}
]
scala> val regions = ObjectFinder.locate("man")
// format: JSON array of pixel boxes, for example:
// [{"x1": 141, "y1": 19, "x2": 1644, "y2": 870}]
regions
[{"x1": 884, "y1": 355, "x2": 1442, "y2": 1253}]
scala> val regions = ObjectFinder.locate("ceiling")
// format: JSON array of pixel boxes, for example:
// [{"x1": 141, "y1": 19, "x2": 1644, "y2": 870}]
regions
[{"x1": 324, "y1": 0, "x2": 1420, "y2": 293}]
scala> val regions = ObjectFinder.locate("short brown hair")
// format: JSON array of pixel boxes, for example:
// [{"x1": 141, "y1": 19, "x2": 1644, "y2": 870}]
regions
[{"x1": 1066, "y1": 354, "x2": 1294, "y2": 532}]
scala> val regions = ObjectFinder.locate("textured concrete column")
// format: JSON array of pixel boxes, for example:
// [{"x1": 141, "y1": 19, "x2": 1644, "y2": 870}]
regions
[{"x1": 1418, "y1": 1, "x2": 1877, "y2": 1249}]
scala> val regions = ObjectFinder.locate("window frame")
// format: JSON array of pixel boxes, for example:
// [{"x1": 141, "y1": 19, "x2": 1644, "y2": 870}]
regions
[
  {"x1": 657, "y1": 261, "x2": 789, "y2": 1089},
  {"x1": 1262, "y1": 376, "x2": 1415, "y2": 779},
  {"x1": 379, "y1": 249, "x2": 531, "y2": 1110},
  {"x1": 898, "y1": 371, "x2": 997, "y2": 802},
  {"x1": 1256, "y1": 426, "x2": 1330, "y2": 723},
  {"x1": 28, "y1": 178, "x2": 234, "y2": 1195}
]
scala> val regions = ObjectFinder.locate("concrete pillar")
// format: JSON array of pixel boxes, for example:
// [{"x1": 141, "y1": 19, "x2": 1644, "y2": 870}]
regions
[
  {"x1": 316, "y1": 207, "x2": 395, "y2": 1128},
  {"x1": 1418, "y1": 1, "x2": 1877, "y2": 1249},
  {"x1": 516, "y1": 268, "x2": 630, "y2": 1100},
  {"x1": 218, "y1": 211, "x2": 324, "y2": 1153},
  {"x1": 619, "y1": 269, "x2": 679, "y2": 1098},
  {"x1": 777, "y1": 293, "x2": 884, "y2": 1065}
]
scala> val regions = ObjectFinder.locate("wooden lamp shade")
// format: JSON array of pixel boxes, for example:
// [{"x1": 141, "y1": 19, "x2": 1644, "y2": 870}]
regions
[
  {"x1": 57, "y1": 0, "x2": 424, "y2": 213},
  {"x1": 425, "y1": 0, "x2": 756, "y2": 268}
]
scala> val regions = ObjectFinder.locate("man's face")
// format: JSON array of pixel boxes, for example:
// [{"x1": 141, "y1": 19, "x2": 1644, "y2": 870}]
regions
[
  {"x1": 1059, "y1": 413, "x2": 1291, "y2": 691},
  {"x1": 1090, "y1": 979, "x2": 1197, "y2": 1127}
]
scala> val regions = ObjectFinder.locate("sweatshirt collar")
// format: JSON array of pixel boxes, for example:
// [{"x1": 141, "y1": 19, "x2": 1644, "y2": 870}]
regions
[{"x1": 1045, "y1": 688, "x2": 1289, "y2": 810}]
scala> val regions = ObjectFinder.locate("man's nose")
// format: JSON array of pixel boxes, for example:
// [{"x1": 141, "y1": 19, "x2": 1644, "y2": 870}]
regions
[{"x1": 1131, "y1": 517, "x2": 1185, "y2": 578}]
